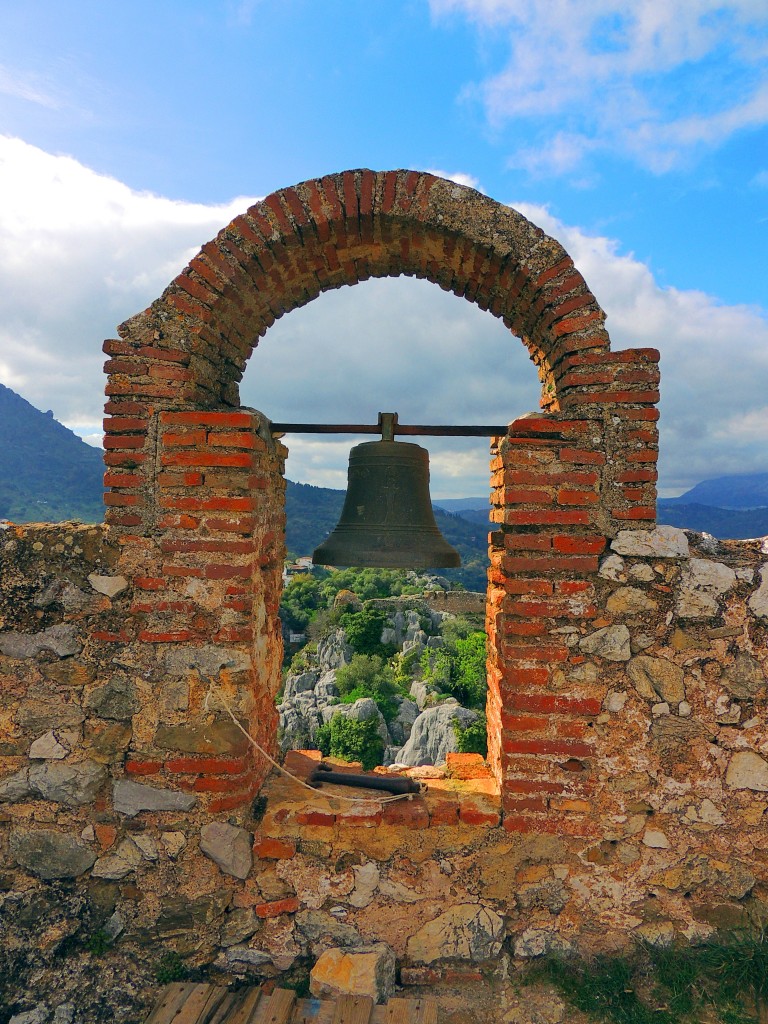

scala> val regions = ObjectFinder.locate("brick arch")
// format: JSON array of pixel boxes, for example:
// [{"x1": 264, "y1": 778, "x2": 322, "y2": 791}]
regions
[
  {"x1": 103, "y1": 170, "x2": 660, "y2": 834},
  {"x1": 111, "y1": 169, "x2": 610, "y2": 418}
]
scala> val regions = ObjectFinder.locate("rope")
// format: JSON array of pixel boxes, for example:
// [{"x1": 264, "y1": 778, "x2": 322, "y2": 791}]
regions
[{"x1": 214, "y1": 689, "x2": 417, "y2": 805}]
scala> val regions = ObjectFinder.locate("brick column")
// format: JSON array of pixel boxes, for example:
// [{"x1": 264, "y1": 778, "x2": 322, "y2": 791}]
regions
[
  {"x1": 487, "y1": 413, "x2": 606, "y2": 836},
  {"x1": 108, "y1": 408, "x2": 286, "y2": 812}
]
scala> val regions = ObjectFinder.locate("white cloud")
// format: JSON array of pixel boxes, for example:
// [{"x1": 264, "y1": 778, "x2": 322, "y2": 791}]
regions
[
  {"x1": 514, "y1": 201, "x2": 768, "y2": 494},
  {"x1": 0, "y1": 135, "x2": 257, "y2": 427},
  {"x1": 1, "y1": 136, "x2": 767, "y2": 499},
  {"x1": 422, "y1": 167, "x2": 484, "y2": 191},
  {"x1": 430, "y1": 0, "x2": 768, "y2": 174}
]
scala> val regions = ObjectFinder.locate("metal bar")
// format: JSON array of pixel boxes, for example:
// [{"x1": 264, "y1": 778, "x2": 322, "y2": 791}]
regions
[{"x1": 270, "y1": 422, "x2": 508, "y2": 437}]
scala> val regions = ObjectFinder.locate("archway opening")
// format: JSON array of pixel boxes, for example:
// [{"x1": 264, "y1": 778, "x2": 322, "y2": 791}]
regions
[{"x1": 240, "y1": 275, "x2": 541, "y2": 770}]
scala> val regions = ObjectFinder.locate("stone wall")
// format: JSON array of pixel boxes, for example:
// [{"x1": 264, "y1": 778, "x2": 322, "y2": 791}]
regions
[{"x1": 1, "y1": 518, "x2": 767, "y2": 1019}]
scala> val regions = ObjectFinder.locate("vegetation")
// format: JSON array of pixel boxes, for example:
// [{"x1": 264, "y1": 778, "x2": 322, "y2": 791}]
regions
[
  {"x1": 421, "y1": 618, "x2": 487, "y2": 709},
  {"x1": 530, "y1": 933, "x2": 768, "y2": 1024},
  {"x1": 0, "y1": 383, "x2": 105, "y2": 523},
  {"x1": 316, "y1": 713, "x2": 384, "y2": 770},
  {"x1": 336, "y1": 653, "x2": 401, "y2": 722},
  {"x1": 453, "y1": 713, "x2": 488, "y2": 756}
]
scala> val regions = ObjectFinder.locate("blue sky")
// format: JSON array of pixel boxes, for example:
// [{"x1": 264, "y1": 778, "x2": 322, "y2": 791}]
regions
[{"x1": 0, "y1": 0, "x2": 766, "y2": 497}]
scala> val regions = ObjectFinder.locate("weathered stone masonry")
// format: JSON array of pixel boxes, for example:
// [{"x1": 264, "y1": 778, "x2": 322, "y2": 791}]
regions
[{"x1": 1, "y1": 170, "x2": 767, "y2": 1015}]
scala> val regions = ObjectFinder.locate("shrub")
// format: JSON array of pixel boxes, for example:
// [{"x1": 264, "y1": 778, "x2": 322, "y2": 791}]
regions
[
  {"x1": 420, "y1": 626, "x2": 487, "y2": 710},
  {"x1": 335, "y1": 654, "x2": 400, "y2": 721},
  {"x1": 316, "y1": 713, "x2": 384, "y2": 770},
  {"x1": 342, "y1": 606, "x2": 396, "y2": 659},
  {"x1": 453, "y1": 713, "x2": 487, "y2": 756}
]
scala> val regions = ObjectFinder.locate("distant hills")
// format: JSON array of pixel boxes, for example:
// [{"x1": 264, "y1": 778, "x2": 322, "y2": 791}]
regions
[
  {"x1": 0, "y1": 383, "x2": 104, "y2": 523},
  {"x1": 2, "y1": 383, "x2": 767, "y2": 559}
]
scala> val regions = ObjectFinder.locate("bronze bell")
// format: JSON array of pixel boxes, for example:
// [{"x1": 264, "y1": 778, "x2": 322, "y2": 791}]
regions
[{"x1": 312, "y1": 437, "x2": 461, "y2": 569}]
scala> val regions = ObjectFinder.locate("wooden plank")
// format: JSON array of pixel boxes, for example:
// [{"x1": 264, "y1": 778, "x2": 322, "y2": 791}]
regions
[
  {"x1": 411, "y1": 999, "x2": 438, "y2": 1024},
  {"x1": 249, "y1": 988, "x2": 296, "y2": 1024},
  {"x1": 202, "y1": 990, "x2": 241, "y2": 1024},
  {"x1": 373, "y1": 998, "x2": 411, "y2": 1024},
  {"x1": 331, "y1": 994, "x2": 374, "y2": 1024},
  {"x1": 294, "y1": 997, "x2": 336, "y2": 1023},
  {"x1": 167, "y1": 983, "x2": 219, "y2": 1024},
  {"x1": 145, "y1": 983, "x2": 200, "y2": 1024},
  {"x1": 195, "y1": 986, "x2": 234, "y2": 1023},
  {"x1": 224, "y1": 987, "x2": 265, "y2": 1024}
]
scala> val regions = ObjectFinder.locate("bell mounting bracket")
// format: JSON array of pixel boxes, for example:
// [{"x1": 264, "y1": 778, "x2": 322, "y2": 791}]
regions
[{"x1": 269, "y1": 412, "x2": 507, "y2": 439}]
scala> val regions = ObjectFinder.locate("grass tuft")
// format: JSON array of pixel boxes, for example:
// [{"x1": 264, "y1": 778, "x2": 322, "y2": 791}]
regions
[{"x1": 528, "y1": 930, "x2": 768, "y2": 1024}]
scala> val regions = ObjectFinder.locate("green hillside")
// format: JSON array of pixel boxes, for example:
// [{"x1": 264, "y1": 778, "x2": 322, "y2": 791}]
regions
[{"x1": 0, "y1": 383, "x2": 104, "y2": 523}]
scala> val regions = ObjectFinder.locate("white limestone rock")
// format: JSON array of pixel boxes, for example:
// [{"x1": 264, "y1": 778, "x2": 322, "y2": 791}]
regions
[
  {"x1": 726, "y1": 751, "x2": 768, "y2": 791},
  {"x1": 113, "y1": 779, "x2": 197, "y2": 817},
  {"x1": 29, "y1": 729, "x2": 78, "y2": 760},
  {"x1": 92, "y1": 837, "x2": 143, "y2": 880},
  {"x1": 407, "y1": 904, "x2": 504, "y2": 963},
  {"x1": 395, "y1": 701, "x2": 478, "y2": 767},
  {"x1": 748, "y1": 566, "x2": 768, "y2": 619},
  {"x1": 627, "y1": 655, "x2": 685, "y2": 704},
  {"x1": 611, "y1": 526, "x2": 689, "y2": 558},
  {"x1": 677, "y1": 559, "x2": 737, "y2": 619},
  {"x1": 200, "y1": 822, "x2": 253, "y2": 880},
  {"x1": 579, "y1": 625, "x2": 631, "y2": 661},
  {"x1": 87, "y1": 573, "x2": 129, "y2": 598}
]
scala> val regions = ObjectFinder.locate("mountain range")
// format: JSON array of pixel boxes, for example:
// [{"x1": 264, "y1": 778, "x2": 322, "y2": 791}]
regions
[{"x1": 2, "y1": 383, "x2": 767, "y2": 565}]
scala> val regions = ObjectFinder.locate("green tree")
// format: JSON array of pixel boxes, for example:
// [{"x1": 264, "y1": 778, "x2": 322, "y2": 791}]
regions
[
  {"x1": 315, "y1": 713, "x2": 384, "y2": 770},
  {"x1": 341, "y1": 605, "x2": 396, "y2": 659},
  {"x1": 279, "y1": 573, "x2": 323, "y2": 633},
  {"x1": 335, "y1": 653, "x2": 400, "y2": 721},
  {"x1": 421, "y1": 619, "x2": 487, "y2": 710}
]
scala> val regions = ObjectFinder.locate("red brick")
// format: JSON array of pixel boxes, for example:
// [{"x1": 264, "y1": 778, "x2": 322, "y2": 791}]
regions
[
  {"x1": 208, "y1": 790, "x2": 256, "y2": 813},
  {"x1": 613, "y1": 506, "x2": 656, "y2": 520},
  {"x1": 139, "y1": 629, "x2": 196, "y2": 643},
  {"x1": 254, "y1": 838, "x2": 296, "y2": 859},
  {"x1": 502, "y1": 554, "x2": 598, "y2": 572},
  {"x1": 569, "y1": 389, "x2": 660, "y2": 405},
  {"x1": 165, "y1": 756, "x2": 249, "y2": 775},
  {"x1": 506, "y1": 695, "x2": 601, "y2": 716},
  {"x1": 626, "y1": 451, "x2": 658, "y2": 463},
  {"x1": 500, "y1": 511, "x2": 591, "y2": 528},
  {"x1": 161, "y1": 411, "x2": 253, "y2": 428},
  {"x1": 552, "y1": 535, "x2": 605, "y2": 554},
  {"x1": 382, "y1": 800, "x2": 430, "y2": 828},
  {"x1": 104, "y1": 472, "x2": 142, "y2": 488},
  {"x1": 616, "y1": 469, "x2": 657, "y2": 483},
  {"x1": 103, "y1": 492, "x2": 139, "y2": 506},
  {"x1": 500, "y1": 643, "x2": 569, "y2": 662},
  {"x1": 159, "y1": 496, "x2": 255, "y2": 512},
  {"x1": 505, "y1": 779, "x2": 564, "y2": 795},
  {"x1": 502, "y1": 738, "x2": 593, "y2": 757},
  {"x1": 91, "y1": 629, "x2": 130, "y2": 642},
  {"x1": 207, "y1": 431, "x2": 256, "y2": 449},
  {"x1": 163, "y1": 429, "x2": 206, "y2": 447},
  {"x1": 254, "y1": 897, "x2": 300, "y2": 919},
  {"x1": 557, "y1": 488, "x2": 599, "y2": 505},
  {"x1": 400, "y1": 967, "x2": 441, "y2": 986},
  {"x1": 103, "y1": 416, "x2": 147, "y2": 433},
  {"x1": 559, "y1": 448, "x2": 605, "y2": 465},
  {"x1": 205, "y1": 563, "x2": 251, "y2": 579},
  {"x1": 125, "y1": 759, "x2": 163, "y2": 776},
  {"x1": 103, "y1": 435, "x2": 145, "y2": 450},
  {"x1": 500, "y1": 666, "x2": 550, "y2": 687},
  {"x1": 134, "y1": 577, "x2": 166, "y2": 590},
  {"x1": 295, "y1": 810, "x2": 335, "y2": 827}
]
